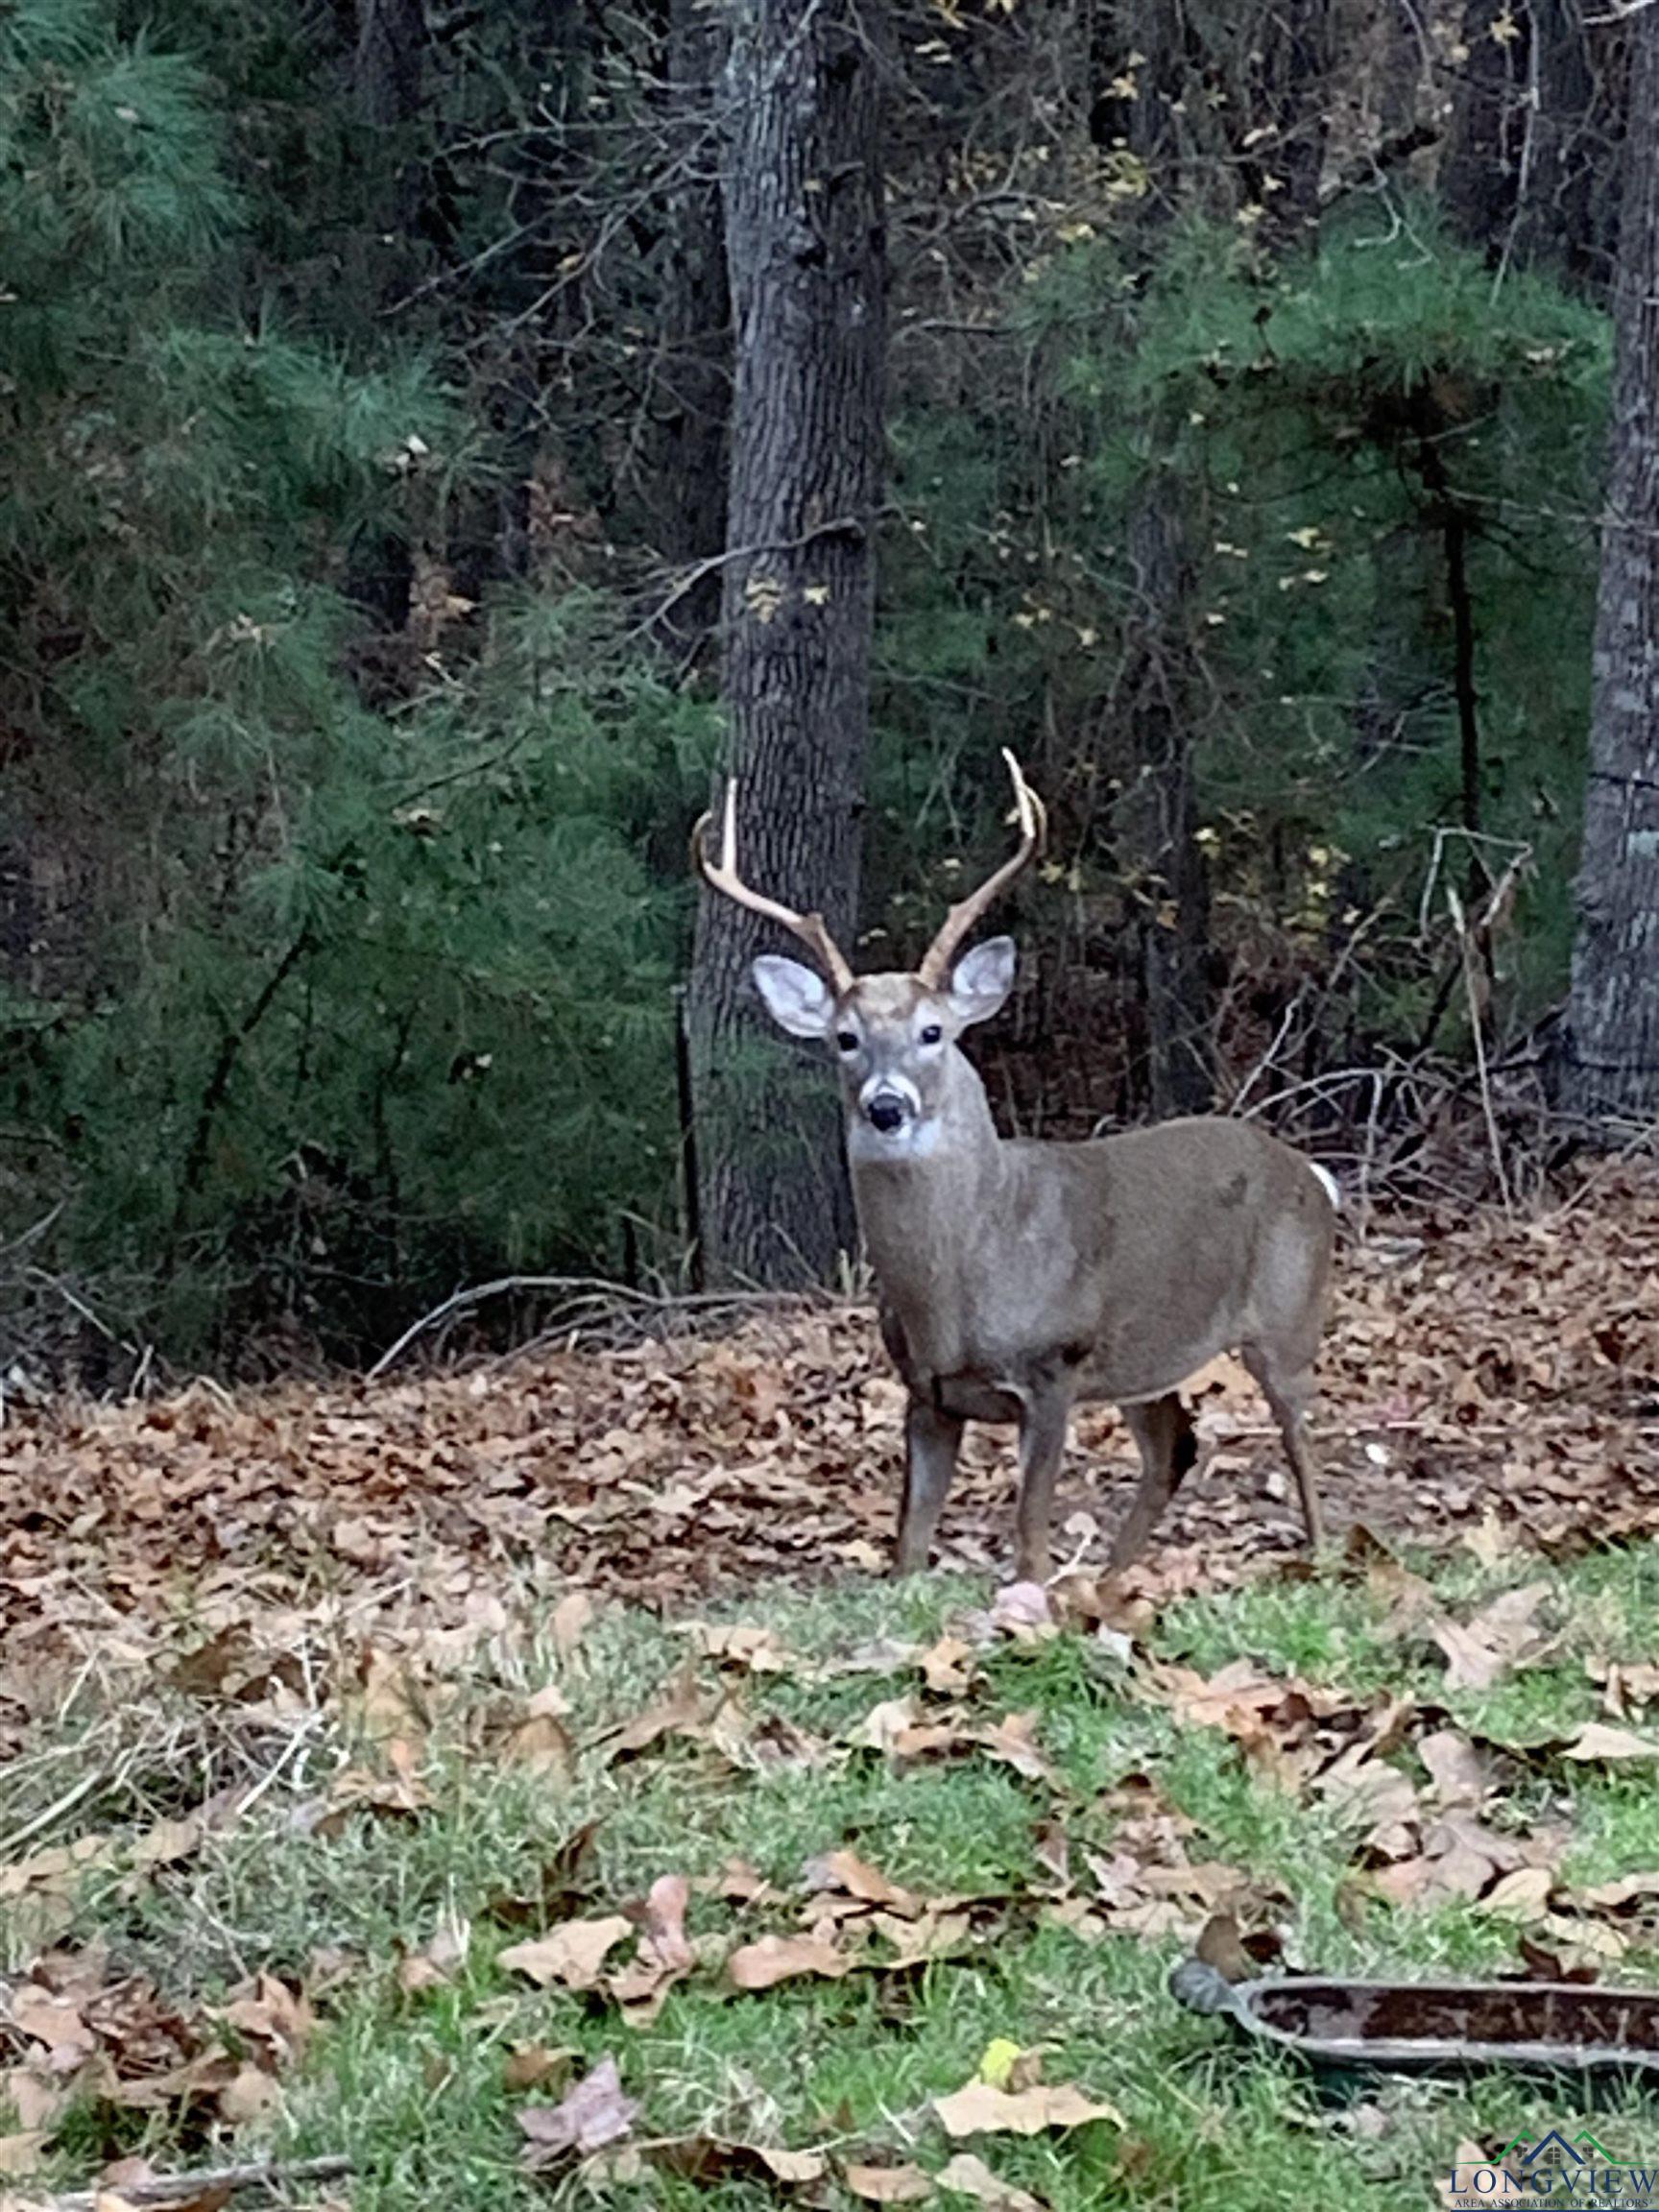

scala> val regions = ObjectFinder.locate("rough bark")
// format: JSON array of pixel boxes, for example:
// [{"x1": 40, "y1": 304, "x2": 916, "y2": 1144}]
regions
[
  {"x1": 1110, "y1": 0, "x2": 1214, "y2": 1118},
  {"x1": 1117, "y1": 489, "x2": 1214, "y2": 1117},
  {"x1": 639, "y1": 0, "x2": 732, "y2": 660},
  {"x1": 1564, "y1": 3, "x2": 1659, "y2": 1120},
  {"x1": 352, "y1": 0, "x2": 425, "y2": 128},
  {"x1": 688, "y1": 0, "x2": 885, "y2": 1284}
]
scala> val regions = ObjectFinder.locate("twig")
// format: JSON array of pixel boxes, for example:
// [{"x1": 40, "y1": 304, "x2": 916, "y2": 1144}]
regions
[
  {"x1": 369, "y1": 1274, "x2": 804, "y2": 1379},
  {"x1": 0, "y1": 1767, "x2": 103, "y2": 1862},
  {"x1": 30, "y1": 2155, "x2": 351, "y2": 2208},
  {"x1": 626, "y1": 516, "x2": 865, "y2": 643}
]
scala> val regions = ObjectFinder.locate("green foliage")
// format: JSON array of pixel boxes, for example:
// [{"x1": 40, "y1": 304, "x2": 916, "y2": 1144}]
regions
[
  {"x1": 0, "y1": 0, "x2": 710, "y2": 1360},
  {"x1": 878, "y1": 204, "x2": 1609, "y2": 1054},
  {"x1": 0, "y1": 0, "x2": 1625, "y2": 1356}
]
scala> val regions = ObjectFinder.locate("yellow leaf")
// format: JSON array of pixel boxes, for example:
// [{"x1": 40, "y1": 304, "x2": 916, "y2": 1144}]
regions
[{"x1": 978, "y1": 2037, "x2": 1023, "y2": 2089}]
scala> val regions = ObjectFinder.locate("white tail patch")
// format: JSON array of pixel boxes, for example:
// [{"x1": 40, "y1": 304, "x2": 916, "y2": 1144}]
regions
[{"x1": 1309, "y1": 1161, "x2": 1340, "y2": 1211}]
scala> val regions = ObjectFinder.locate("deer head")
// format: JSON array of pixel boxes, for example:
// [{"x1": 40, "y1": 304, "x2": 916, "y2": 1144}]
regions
[{"x1": 692, "y1": 751, "x2": 1046, "y2": 1151}]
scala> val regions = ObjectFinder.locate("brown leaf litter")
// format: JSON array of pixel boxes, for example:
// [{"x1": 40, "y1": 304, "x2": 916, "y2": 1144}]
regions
[{"x1": 2, "y1": 1173, "x2": 1656, "y2": 1709}]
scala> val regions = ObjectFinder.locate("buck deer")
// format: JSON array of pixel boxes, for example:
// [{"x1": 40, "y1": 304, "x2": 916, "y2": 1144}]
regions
[{"x1": 693, "y1": 753, "x2": 1339, "y2": 1582}]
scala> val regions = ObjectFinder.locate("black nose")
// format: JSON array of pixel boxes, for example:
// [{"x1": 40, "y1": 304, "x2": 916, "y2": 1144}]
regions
[{"x1": 867, "y1": 1094, "x2": 905, "y2": 1133}]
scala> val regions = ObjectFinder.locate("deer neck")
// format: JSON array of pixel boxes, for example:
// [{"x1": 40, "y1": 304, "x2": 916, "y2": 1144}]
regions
[{"x1": 846, "y1": 1048, "x2": 1005, "y2": 1361}]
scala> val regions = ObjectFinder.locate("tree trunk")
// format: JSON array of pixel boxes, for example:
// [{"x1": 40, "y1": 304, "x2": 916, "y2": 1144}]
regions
[
  {"x1": 1110, "y1": 0, "x2": 1214, "y2": 1118},
  {"x1": 353, "y1": 0, "x2": 424, "y2": 128},
  {"x1": 688, "y1": 0, "x2": 885, "y2": 1285},
  {"x1": 1564, "y1": 2, "x2": 1659, "y2": 1120},
  {"x1": 1118, "y1": 487, "x2": 1214, "y2": 1117},
  {"x1": 639, "y1": 0, "x2": 732, "y2": 661}
]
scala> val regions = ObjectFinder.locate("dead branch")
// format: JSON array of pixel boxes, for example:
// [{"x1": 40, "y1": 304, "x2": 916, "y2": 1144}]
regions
[
  {"x1": 368, "y1": 1273, "x2": 811, "y2": 1380},
  {"x1": 24, "y1": 2154, "x2": 351, "y2": 2209}
]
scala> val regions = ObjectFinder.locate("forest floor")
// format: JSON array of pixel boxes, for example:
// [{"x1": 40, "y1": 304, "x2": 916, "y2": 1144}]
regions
[{"x1": 2, "y1": 1166, "x2": 1659, "y2": 2209}]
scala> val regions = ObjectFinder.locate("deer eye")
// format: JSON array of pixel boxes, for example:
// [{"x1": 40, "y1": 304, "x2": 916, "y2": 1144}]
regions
[
  {"x1": 835, "y1": 1030, "x2": 858, "y2": 1053},
  {"x1": 919, "y1": 1023, "x2": 943, "y2": 1046}
]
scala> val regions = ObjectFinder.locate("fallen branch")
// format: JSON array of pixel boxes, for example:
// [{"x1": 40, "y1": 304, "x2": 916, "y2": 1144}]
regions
[
  {"x1": 29, "y1": 2154, "x2": 351, "y2": 2209},
  {"x1": 368, "y1": 1272, "x2": 807, "y2": 1380}
]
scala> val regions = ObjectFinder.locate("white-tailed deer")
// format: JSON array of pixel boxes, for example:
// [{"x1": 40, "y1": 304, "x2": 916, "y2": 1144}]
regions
[{"x1": 693, "y1": 753, "x2": 1338, "y2": 1581}]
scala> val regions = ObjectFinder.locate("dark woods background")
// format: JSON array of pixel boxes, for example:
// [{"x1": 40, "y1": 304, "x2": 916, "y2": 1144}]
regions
[{"x1": 1, "y1": 0, "x2": 1653, "y2": 1375}]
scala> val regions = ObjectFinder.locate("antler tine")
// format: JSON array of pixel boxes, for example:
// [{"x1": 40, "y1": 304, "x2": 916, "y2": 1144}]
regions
[
  {"x1": 691, "y1": 781, "x2": 855, "y2": 995},
  {"x1": 916, "y1": 748, "x2": 1047, "y2": 987}
]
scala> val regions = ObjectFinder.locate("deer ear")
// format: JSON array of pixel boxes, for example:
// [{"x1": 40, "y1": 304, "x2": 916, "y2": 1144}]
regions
[
  {"x1": 752, "y1": 955, "x2": 836, "y2": 1039},
  {"x1": 949, "y1": 936, "x2": 1016, "y2": 1026}
]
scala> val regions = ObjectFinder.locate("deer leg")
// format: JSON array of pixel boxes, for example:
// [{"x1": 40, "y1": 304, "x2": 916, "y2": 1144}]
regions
[
  {"x1": 1109, "y1": 1393, "x2": 1198, "y2": 1571},
  {"x1": 1013, "y1": 1388, "x2": 1072, "y2": 1586},
  {"x1": 894, "y1": 1396, "x2": 965, "y2": 1575},
  {"x1": 1240, "y1": 1343, "x2": 1325, "y2": 1551}
]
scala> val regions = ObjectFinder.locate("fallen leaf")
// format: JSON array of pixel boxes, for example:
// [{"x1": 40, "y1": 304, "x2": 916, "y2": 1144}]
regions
[
  {"x1": 518, "y1": 2056, "x2": 637, "y2": 2167},
  {"x1": 845, "y1": 2161, "x2": 935, "y2": 2201},
  {"x1": 551, "y1": 1590, "x2": 596, "y2": 1656},
  {"x1": 977, "y1": 2038, "x2": 1024, "y2": 2089},
  {"x1": 936, "y1": 2151, "x2": 1046, "y2": 2208},
  {"x1": 503, "y1": 1688, "x2": 575, "y2": 1780},
  {"x1": 678, "y1": 1621, "x2": 796, "y2": 1674},
  {"x1": 1560, "y1": 1722, "x2": 1659, "y2": 1764},
  {"x1": 989, "y1": 1582, "x2": 1054, "y2": 1639},
  {"x1": 934, "y1": 2080, "x2": 1123, "y2": 2138},
  {"x1": 609, "y1": 1874, "x2": 697, "y2": 2023},
  {"x1": 217, "y1": 2062, "x2": 281, "y2": 2126},
  {"x1": 600, "y1": 1667, "x2": 708, "y2": 1763},
  {"x1": 728, "y1": 1936, "x2": 850, "y2": 1992},
  {"x1": 646, "y1": 2138, "x2": 830, "y2": 2186},
  {"x1": 1475, "y1": 1865, "x2": 1555, "y2": 1922},
  {"x1": 804, "y1": 1848, "x2": 920, "y2": 1915},
  {"x1": 1418, "y1": 1729, "x2": 1487, "y2": 1810},
  {"x1": 1430, "y1": 1582, "x2": 1550, "y2": 1690},
  {"x1": 0, "y1": 2136, "x2": 46, "y2": 2177},
  {"x1": 503, "y1": 2043, "x2": 575, "y2": 2092},
  {"x1": 974, "y1": 1712, "x2": 1052, "y2": 1784},
  {"x1": 920, "y1": 1635, "x2": 976, "y2": 1695},
  {"x1": 498, "y1": 1914, "x2": 633, "y2": 1990},
  {"x1": 853, "y1": 1695, "x2": 922, "y2": 1752}
]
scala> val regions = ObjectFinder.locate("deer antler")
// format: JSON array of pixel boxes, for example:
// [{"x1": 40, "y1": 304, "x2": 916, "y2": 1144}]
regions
[
  {"x1": 916, "y1": 749, "x2": 1046, "y2": 987},
  {"x1": 691, "y1": 781, "x2": 856, "y2": 996}
]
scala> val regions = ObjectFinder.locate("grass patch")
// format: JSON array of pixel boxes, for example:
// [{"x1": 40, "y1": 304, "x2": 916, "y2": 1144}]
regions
[{"x1": 8, "y1": 1545, "x2": 1659, "y2": 2207}]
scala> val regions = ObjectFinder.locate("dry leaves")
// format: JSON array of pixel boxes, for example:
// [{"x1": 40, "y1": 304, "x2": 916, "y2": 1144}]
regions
[
  {"x1": 727, "y1": 1935, "x2": 851, "y2": 1992},
  {"x1": 936, "y1": 2152, "x2": 1047, "y2": 2208},
  {"x1": 497, "y1": 1914, "x2": 634, "y2": 1991},
  {"x1": 933, "y1": 2080, "x2": 1124, "y2": 2139},
  {"x1": 1431, "y1": 1583, "x2": 1552, "y2": 1690},
  {"x1": 6, "y1": 1169, "x2": 1657, "y2": 1710},
  {"x1": 517, "y1": 2056, "x2": 637, "y2": 2167}
]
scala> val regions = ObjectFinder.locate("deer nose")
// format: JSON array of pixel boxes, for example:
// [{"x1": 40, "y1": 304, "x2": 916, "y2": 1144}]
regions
[{"x1": 866, "y1": 1092, "x2": 907, "y2": 1134}]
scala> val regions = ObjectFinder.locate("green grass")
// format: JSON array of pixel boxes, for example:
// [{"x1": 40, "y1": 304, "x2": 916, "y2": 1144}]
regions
[{"x1": 8, "y1": 1547, "x2": 1659, "y2": 2207}]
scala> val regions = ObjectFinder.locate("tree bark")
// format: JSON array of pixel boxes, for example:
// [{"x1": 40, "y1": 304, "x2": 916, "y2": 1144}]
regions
[
  {"x1": 640, "y1": 0, "x2": 732, "y2": 661},
  {"x1": 1564, "y1": 1, "x2": 1659, "y2": 1120},
  {"x1": 1110, "y1": 0, "x2": 1214, "y2": 1118},
  {"x1": 688, "y1": 0, "x2": 885, "y2": 1284},
  {"x1": 353, "y1": 0, "x2": 425, "y2": 128}
]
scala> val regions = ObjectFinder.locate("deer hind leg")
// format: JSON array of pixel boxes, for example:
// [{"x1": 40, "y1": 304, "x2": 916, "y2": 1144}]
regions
[
  {"x1": 1239, "y1": 1340, "x2": 1325, "y2": 1552},
  {"x1": 1108, "y1": 1393, "x2": 1198, "y2": 1572},
  {"x1": 894, "y1": 1396, "x2": 965, "y2": 1575},
  {"x1": 1013, "y1": 1388, "x2": 1072, "y2": 1586}
]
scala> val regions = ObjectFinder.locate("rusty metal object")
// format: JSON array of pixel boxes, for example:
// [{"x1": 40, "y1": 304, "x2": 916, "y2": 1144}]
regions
[{"x1": 1169, "y1": 1960, "x2": 1659, "y2": 2080}]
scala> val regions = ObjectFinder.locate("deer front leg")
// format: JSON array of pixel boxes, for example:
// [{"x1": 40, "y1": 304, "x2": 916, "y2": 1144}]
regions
[
  {"x1": 1013, "y1": 1387, "x2": 1072, "y2": 1586},
  {"x1": 894, "y1": 1396, "x2": 965, "y2": 1575}
]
